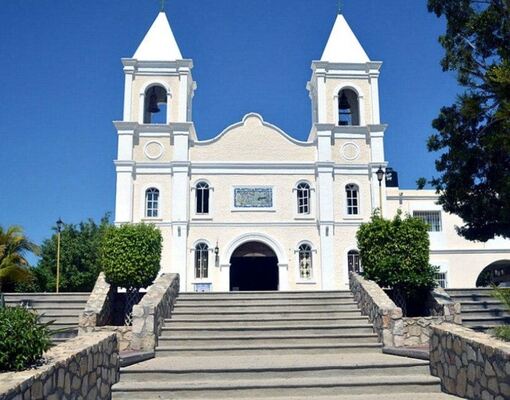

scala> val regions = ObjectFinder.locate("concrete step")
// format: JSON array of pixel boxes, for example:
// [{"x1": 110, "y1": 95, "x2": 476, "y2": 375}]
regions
[
  {"x1": 112, "y1": 373, "x2": 440, "y2": 398},
  {"x1": 120, "y1": 353, "x2": 430, "y2": 381},
  {"x1": 171, "y1": 395, "x2": 461, "y2": 400},
  {"x1": 155, "y1": 342, "x2": 383, "y2": 356},
  {"x1": 176, "y1": 298, "x2": 356, "y2": 306},
  {"x1": 170, "y1": 310, "x2": 362, "y2": 319},
  {"x1": 5, "y1": 301, "x2": 87, "y2": 309},
  {"x1": 162, "y1": 324, "x2": 375, "y2": 337},
  {"x1": 174, "y1": 303, "x2": 358, "y2": 312},
  {"x1": 38, "y1": 315, "x2": 80, "y2": 324},
  {"x1": 461, "y1": 308, "x2": 510, "y2": 317},
  {"x1": 158, "y1": 333, "x2": 379, "y2": 347},
  {"x1": 179, "y1": 290, "x2": 353, "y2": 299},
  {"x1": 165, "y1": 317, "x2": 369, "y2": 328},
  {"x1": 4, "y1": 293, "x2": 90, "y2": 301}
]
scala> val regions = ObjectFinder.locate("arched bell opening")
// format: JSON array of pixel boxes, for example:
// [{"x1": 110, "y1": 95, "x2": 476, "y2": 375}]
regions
[
  {"x1": 476, "y1": 260, "x2": 510, "y2": 287},
  {"x1": 229, "y1": 241, "x2": 279, "y2": 291},
  {"x1": 143, "y1": 85, "x2": 168, "y2": 124},
  {"x1": 338, "y1": 88, "x2": 360, "y2": 126}
]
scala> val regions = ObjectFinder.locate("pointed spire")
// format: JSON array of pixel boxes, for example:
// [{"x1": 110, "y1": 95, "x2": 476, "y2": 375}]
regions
[
  {"x1": 321, "y1": 14, "x2": 370, "y2": 63},
  {"x1": 133, "y1": 12, "x2": 183, "y2": 61}
]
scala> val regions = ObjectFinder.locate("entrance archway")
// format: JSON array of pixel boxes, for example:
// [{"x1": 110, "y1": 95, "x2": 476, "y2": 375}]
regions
[
  {"x1": 476, "y1": 260, "x2": 510, "y2": 287},
  {"x1": 229, "y1": 241, "x2": 279, "y2": 291}
]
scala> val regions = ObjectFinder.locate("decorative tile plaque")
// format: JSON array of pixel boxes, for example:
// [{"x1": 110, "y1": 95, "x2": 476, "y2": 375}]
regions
[{"x1": 234, "y1": 187, "x2": 273, "y2": 208}]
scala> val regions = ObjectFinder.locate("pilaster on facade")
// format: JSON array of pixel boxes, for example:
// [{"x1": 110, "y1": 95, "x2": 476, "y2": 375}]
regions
[{"x1": 114, "y1": 160, "x2": 135, "y2": 224}]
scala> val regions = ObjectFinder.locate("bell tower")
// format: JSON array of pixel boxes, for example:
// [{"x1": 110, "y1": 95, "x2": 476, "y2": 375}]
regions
[
  {"x1": 308, "y1": 12, "x2": 388, "y2": 289},
  {"x1": 114, "y1": 11, "x2": 196, "y2": 286}
]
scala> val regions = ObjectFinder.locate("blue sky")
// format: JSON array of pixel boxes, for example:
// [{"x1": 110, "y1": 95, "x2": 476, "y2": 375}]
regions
[{"x1": 0, "y1": 0, "x2": 458, "y2": 256}]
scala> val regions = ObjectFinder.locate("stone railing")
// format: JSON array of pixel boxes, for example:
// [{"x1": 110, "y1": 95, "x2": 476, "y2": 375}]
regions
[
  {"x1": 349, "y1": 272, "x2": 404, "y2": 347},
  {"x1": 79, "y1": 273, "x2": 180, "y2": 353},
  {"x1": 0, "y1": 332, "x2": 119, "y2": 400},
  {"x1": 131, "y1": 273, "x2": 180, "y2": 351},
  {"x1": 430, "y1": 323, "x2": 510, "y2": 399},
  {"x1": 349, "y1": 273, "x2": 461, "y2": 347},
  {"x1": 402, "y1": 287, "x2": 462, "y2": 346},
  {"x1": 79, "y1": 272, "x2": 114, "y2": 329}
]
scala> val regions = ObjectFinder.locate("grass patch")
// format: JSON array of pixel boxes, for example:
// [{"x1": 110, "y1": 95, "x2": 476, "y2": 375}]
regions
[{"x1": 492, "y1": 325, "x2": 510, "y2": 342}]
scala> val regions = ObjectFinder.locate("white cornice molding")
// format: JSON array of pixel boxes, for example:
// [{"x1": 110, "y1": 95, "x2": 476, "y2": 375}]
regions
[
  {"x1": 431, "y1": 249, "x2": 510, "y2": 255},
  {"x1": 113, "y1": 121, "x2": 197, "y2": 139}
]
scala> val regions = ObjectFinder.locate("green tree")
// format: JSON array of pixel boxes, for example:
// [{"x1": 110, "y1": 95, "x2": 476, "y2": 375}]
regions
[
  {"x1": 427, "y1": 0, "x2": 510, "y2": 241},
  {"x1": 356, "y1": 211, "x2": 438, "y2": 310},
  {"x1": 0, "y1": 226, "x2": 39, "y2": 291},
  {"x1": 100, "y1": 223, "x2": 162, "y2": 291},
  {"x1": 35, "y1": 214, "x2": 111, "y2": 292}
]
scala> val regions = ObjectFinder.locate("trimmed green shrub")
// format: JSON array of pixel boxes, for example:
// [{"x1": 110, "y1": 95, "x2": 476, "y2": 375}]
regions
[
  {"x1": 100, "y1": 223, "x2": 162, "y2": 290},
  {"x1": 356, "y1": 211, "x2": 438, "y2": 297},
  {"x1": 491, "y1": 286, "x2": 510, "y2": 342},
  {"x1": 0, "y1": 307, "x2": 52, "y2": 371}
]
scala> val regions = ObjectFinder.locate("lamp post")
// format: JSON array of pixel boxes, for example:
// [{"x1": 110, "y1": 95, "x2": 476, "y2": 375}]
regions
[
  {"x1": 214, "y1": 242, "x2": 220, "y2": 268},
  {"x1": 376, "y1": 166, "x2": 385, "y2": 218},
  {"x1": 56, "y1": 218, "x2": 64, "y2": 293}
]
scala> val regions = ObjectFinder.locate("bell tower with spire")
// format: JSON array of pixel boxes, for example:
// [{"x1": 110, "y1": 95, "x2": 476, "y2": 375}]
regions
[
  {"x1": 113, "y1": 10, "x2": 196, "y2": 285},
  {"x1": 308, "y1": 11, "x2": 388, "y2": 289}
]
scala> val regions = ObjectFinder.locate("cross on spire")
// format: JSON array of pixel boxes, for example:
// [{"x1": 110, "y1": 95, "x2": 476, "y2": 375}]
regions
[
  {"x1": 338, "y1": 0, "x2": 343, "y2": 14},
  {"x1": 160, "y1": 0, "x2": 166, "y2": 12}
]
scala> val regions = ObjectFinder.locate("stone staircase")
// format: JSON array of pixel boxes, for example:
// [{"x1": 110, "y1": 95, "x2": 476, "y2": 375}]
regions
[
  {"x1": 112, "y1": 291, "x2": 458, "y2": 399},
  {"x1": 3, "y1": 292, "x2": 89, "y2": 343},
  {"x1": 446, "y1": 288, "x2": 510, "y2": 332}
]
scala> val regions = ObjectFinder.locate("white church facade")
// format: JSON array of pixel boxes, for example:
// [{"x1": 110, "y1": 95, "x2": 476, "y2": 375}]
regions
[{"x1": 113, "y1": 11, "x2": 510, "y2": 292}]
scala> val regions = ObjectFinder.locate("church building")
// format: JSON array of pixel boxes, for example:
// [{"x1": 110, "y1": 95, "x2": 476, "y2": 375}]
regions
[{"x1": 113, "y1": 11, "x2": 510, "y2": 292}]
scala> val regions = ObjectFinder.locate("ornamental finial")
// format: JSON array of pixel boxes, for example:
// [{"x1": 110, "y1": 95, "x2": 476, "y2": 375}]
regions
[
  {"x1": 338, "y1": 0, "x2": 343, "y2": 14},
  {"x1": 160, "y1": 0, "x2": 165, "y2": 12}
]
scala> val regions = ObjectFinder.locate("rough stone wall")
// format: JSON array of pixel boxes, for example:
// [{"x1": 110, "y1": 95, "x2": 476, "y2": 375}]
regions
[
  {"x1": 79, "y1": 272, "x2": 114, "y2": 331},
  {"x1": 430, "y1": 323, "x2": 510, "y2": 400},
  {"x1": 349, "y1": 273, "x2": 404, "y2": 347},
  {"x1": 0, "y1": 332, "x2": 119, "y2": 400},
  {"x1": 402, "y1": 287, "x2": 462, "y2": 346},
  {"x1": 131, "y1": 273, "x2": 180, "y2": 351}
]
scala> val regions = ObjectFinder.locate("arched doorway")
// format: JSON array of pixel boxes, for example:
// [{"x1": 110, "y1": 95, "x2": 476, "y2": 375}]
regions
[
  {"x1": 229, "y1": 242, "x2": 279, "y2": 291},
  {"x1": 476, "y1": 260, "x2": 510, "y2": 287}
]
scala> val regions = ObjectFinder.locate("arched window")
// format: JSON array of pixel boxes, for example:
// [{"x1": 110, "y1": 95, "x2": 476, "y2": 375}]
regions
[
  {"x1": 144, "y1": 85, "x2": 168, "y2": 124},
  {"x1": 195, "y1": 243, "x2": 209, "y2": 279},
  {"x1": 145, "y1": 188, "x2": 159, "y2": 218},
  {"x1": 348, "y1": 250, "x2": 361, "y2": 274},
  {"x1": 346, "y1": 184, "x2": 359, "y2": 215},
  {"x1": 338, "y1": 89, "x2": 360, "y2": 126},
  {"x1": 196, "y1": 182, "x2": 210, "y2": 214},
  {"x1": 298, "y1": 244, "x2": 313, "y2": 280},
  {"x1": 296, "y1": 182, "x2": 311, "y2": 215}
]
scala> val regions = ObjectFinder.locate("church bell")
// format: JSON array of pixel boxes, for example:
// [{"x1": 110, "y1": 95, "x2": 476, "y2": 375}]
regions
[{"x1": 148, "y1": 87, "x2": 160, "y2": 113}]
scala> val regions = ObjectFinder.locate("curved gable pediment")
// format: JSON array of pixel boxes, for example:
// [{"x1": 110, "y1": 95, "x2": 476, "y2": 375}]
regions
[{"x1": 190, "y1": 113, "x2": 315, "y2": 162}]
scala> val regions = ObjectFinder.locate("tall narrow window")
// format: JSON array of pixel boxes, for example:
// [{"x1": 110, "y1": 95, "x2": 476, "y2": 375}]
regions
[
  {"x1": 297, "y1": 182, "x2": 311, "y2": 215},
  {"x1": 195, "y1": 243, "x2": 209, "y2": 279},
  {"x1": 145, "y1": 188, "x2": 159, "y2": 218},
  {"x1": 348, "y1": 250, "x2": 361, "y2": 274},
  {"x1": 436, "y1": 272, "x2": 447, "y2": 288},
  {"x1": 346, "y1": 184, "x2": 359, "y2": 215},
  {"x1": 299, "y1": 244, "x2": 313, "y2": 280},
  {"x1": 196, "y1": 182, "x2": 210, "y2": 214}
]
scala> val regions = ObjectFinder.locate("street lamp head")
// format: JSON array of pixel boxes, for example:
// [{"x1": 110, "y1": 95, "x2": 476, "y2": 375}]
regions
[
  {"x1": 56, "y1": 218, "x2": 64, "y2": 233},
  {"x1": 376, "y1": 166, "x2": 385, "y2": 183}
]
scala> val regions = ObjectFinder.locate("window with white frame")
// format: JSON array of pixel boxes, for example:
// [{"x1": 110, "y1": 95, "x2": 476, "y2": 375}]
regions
[
  {"x1": 347, "y1": 250, "x2": 362, "y2": 274},
  {"x1": 296, "y1": 182, "x2": 311, "y2": 215},
  {"x1": 298, "y1": 244, "x2": 313, "y2": 280},
  {"x1": 194, "y1": 242, "x2": 209, "y2": 279},
  {"x1": 196, "y1": 181, "x2": 210, "y2": 214},
  {"x1": 145, "y1": 188, "x2": 159, "y2": 218},
  {"x1": 436, "y1": 272, "x2": 448, "y2": 288},
  {"x1": 346, "y1": 184, "x2": 359, "y2": 215},
  {"x1": 413, "y1": 211, "x2": 442, "y2": 232}
]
